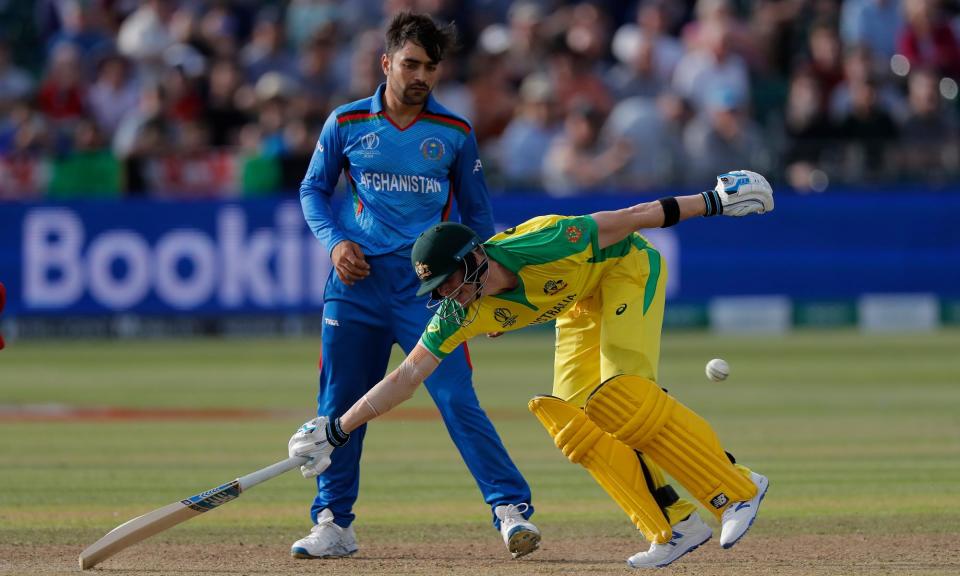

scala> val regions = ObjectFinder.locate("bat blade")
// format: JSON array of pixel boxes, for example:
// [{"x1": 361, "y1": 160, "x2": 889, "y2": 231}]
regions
[{"x1": 79, "y1": 479, "x2": 241, "y2": 569}]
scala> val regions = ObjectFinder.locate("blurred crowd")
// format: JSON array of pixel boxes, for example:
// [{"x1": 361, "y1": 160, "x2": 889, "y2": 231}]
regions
[{"x1": 1, "y1": 0, "x2": 959, "y2": 198}]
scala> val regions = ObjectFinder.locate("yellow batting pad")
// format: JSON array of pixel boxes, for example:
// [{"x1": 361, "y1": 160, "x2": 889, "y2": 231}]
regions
[
  {"x1": 585, "y1": 375, "x2": 757, "y2": 520},
  {"x1": 528, "y1": 395, "x2": 672, "y2": 544}
]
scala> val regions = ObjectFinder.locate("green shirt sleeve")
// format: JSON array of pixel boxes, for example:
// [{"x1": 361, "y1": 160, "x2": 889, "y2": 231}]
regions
[{"x1": 419, "y1": 301, "x2": 471, "y2": 359}]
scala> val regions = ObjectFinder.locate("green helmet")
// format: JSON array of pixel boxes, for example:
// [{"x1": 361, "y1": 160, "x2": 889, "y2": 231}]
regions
[{"x1": 411, "y1": 222, "x2": 481, "y2": 297}]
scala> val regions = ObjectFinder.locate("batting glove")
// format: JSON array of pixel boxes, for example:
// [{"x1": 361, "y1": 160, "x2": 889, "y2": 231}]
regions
[
  {"x1": 288, "y1": 417, "x2": 338, "y2": 479},
  {"x1": 701, "y1": 170, "x2": 774, "y2": 217}
]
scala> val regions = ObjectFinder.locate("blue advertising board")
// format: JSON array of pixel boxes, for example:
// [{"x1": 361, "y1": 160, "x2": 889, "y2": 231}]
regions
[{"x1": 0, "y1": 192, "x2": 958, "y2": 318}]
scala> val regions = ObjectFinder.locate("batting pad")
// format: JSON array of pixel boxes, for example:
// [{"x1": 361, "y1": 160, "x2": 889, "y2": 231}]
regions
[
  {"x1": 584, "y1": 375, "x2": 757, "y2": 520},
  {"x1": 528, "y1": 395, "x2": 673, "y2": 544}
]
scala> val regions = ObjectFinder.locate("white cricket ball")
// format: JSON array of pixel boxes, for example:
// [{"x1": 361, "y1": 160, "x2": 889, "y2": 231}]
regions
[{"x1": 705, "y1": 358, "x2": 729, "y2": 382}]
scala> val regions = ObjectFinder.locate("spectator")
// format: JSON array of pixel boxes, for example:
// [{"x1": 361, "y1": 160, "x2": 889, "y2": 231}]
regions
[
  {"x1": 500, "y1": 1, "x2": 547, "y2": 85},
  {"x1": 36, "y1": 43, "x2": 86, "y2": 124},
  {"x1": 840, "y1": 0, "x2": 903, "y2": 68},
  {"x1": 0, "y1": 101, "x2": 51, "y2": 156},
  {"x1": 682, "y1": 0, "x2": 763, "y2": 72},
  {"x1": 345, "y1": 29, "x2": 387, "y2": 102},
  {"x1": 497, "y1": 73, "x2": 560, "y2": 187},
  {"x1": 542, "y1": 100, "x2": 631, "y2": 196},
  {"x1": 798, "y1": 21, "x2": 845, "y2": 112},
  {"x1": 608, "y1": 7, "x2": 680, "y2": 100},
  {"x1": 113, "y1": 82, "x2": 169, "y2": 160},
  {"x1": 46, "y1": 0, "x2": 113, "y2": 60},
  {"x1": 898, "y1": 0, "x2": 960, "y2": 79},
  {"x1": 198, "y1": 4, "x2": 240, "y2": 59},
  {"x1": 899, "y1": 68, "x2": 960, "y2": 178},
  {"x1": 602, "y1": 92, "x2": 689, "y2": 190},
  {"x1": 833, "y1": 75, "x2": 899, "y2": 179},
  {"x1": 672, "y1": 19, "x2": 750, "y2": 113},
  {"x1": 0, "y1": 41, "x2": 34, "y2": 111},
  {"x1": 682, "y1": 89, "x2": 769, "y2": 185},
  {"x1": 294, "y1": 31, "x2": 348, "y2": 124},
  {"x1": 465, "y1": 51, "x2": 517, "y2": 144},
  {"x1": 117, "y1": 0, "x2": 175, "y2": 70},
  {"x1": 829, "y1": 45, "x2": 908, "y2": 124},
  {"x1": 204, "y1": 59, "x2": 252, "y2": 147},
  {"x1": 88, "y1": 54, "x2": 139, "y2": 136},
  {"x1": 546, "y1": 38, "x2": 614, "y2": 117},
  {"x1": 286, "y1": 0, "x2": 343, "y2": 48},
  {"x1": 783, "y1": 70, "x2": 836, "y2": 191},
  {"x1": 241, "y1": 7, "x2": 297, "y2": 82}
]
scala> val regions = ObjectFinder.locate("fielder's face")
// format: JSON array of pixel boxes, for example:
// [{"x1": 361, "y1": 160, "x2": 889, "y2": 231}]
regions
[{"x1": 382, "y1": 41, "x2": 439, "y2": 106}]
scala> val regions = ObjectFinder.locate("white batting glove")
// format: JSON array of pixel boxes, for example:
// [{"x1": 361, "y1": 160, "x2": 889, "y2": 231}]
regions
[
  {"x1": 288, "y1": 417, "x2": 335, "y2": 479},
  {"x1": 702, "y1": 170, "x2": 774, "y2": 217}
]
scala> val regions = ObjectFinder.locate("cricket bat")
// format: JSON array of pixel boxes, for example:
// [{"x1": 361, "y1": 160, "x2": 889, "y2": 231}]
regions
[{"x1": 79, "y1": 455, "x2": 309, "y2": 569}]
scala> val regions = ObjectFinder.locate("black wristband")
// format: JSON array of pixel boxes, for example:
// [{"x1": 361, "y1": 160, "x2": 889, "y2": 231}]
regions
[
  {"x1": 701, "y1": 190, "x2": 723, "y2": 217},
  {"x1": 326, "y1": 417, "x2": 350, "y2": 447},
  {"x1": 657, "y1": 197, "x2": 680, "y2": 228}
]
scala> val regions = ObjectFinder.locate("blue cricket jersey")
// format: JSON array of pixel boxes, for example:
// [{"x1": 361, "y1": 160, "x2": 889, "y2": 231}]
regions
[{"x1": 300, "y1": 84, "x2": 495, "y2": 257}]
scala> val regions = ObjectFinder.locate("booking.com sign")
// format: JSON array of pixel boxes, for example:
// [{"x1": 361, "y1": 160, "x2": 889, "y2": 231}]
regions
[{"x1": 8, "y1": 201, "x2": 332, "y2": 315}]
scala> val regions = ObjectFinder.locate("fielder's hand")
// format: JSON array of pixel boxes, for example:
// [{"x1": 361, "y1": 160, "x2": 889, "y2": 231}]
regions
[
  {"x1": 331, "y1": 240, "x2": 370, "y2": 286},
  {"x1": 702, "y1": 170, "x2": 774, "y2": 217},
  {"x1": 288, "y1": 417, "x2": 335, "y2": 479}
]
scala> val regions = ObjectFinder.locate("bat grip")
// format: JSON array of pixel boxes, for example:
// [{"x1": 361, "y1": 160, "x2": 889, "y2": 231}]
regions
[{"x1": 237, "y1": 456, "x2": 309, "y2": 491}]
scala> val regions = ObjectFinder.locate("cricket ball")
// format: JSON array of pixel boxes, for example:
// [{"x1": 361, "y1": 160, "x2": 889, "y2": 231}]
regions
[{"x1": 705, "y1": 358, "x2": 729, "y2": 382}]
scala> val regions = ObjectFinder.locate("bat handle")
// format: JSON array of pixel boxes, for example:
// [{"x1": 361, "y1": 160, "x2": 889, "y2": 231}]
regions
[{"x1": 238, "y1": 456, "x2": 309, "y2": 491}]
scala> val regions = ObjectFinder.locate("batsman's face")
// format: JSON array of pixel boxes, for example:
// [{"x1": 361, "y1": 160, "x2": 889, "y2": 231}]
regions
[
  {"x1": 382, "y1": 41, "x2": 439, "y2": 106},
  {"x1": 436, "y1": 267, "x2": 479, "y2": 307}
]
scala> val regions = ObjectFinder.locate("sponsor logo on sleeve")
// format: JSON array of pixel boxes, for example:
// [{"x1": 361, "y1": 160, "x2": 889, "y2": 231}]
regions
[{"x1": 565, "y1": 225, "x2": 583, "y2": 243}]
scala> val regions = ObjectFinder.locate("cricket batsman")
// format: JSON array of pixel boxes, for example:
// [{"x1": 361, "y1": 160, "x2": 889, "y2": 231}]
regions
[
  {"x1": 295, "y1": 11, "x2": 537, "y2": 561},
  {"x1": 290, "y1": 170, "x2": 774, "y2": 568}
]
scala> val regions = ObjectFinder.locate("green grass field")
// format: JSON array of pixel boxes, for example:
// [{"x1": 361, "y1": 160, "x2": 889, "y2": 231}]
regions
[{"x1": 2, "y1": 330, "x2": 959, "y2": 575}]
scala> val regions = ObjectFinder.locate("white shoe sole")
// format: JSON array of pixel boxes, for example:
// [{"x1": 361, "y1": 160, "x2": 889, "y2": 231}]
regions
[
  {"x1": 628, "y1": 532, "x2": 712, "y2": 569},
  {"x1": 508, "y1": 528, "x2": 541, "y2": 559},
  {"x1": 721, "y1": 474, "x2": 769, "y2": 550},
  {"x1": 291, "y1": 546, "x2": 358, "y2": 559}
]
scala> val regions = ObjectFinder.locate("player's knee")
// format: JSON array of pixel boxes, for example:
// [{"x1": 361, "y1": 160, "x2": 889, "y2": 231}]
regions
[{"x1": 584, "y1": 375, "x2": 675, "y2": 447}]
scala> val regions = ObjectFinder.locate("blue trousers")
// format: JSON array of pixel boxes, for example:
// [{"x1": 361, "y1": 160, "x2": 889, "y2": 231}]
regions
[{"x1": 312, "y1": 252, "x2": 532, "y2": 529}]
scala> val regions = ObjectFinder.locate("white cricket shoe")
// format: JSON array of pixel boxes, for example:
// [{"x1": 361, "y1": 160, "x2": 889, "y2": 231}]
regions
[
  {"x1": 494, "y1": 503, "x2": 541, "y2": 558},
  {"x1": 627, "y1": 512, "x2": 712, "y2": 569},
  {"x1": 719, "y1": 471, "x2": 769, "y2": 549},
  {"x1": 290, "y1": 508, "x2": 358, "y2": 559}
]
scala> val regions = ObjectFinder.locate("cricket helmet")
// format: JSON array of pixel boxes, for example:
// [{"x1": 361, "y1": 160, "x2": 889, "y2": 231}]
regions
[{"x1": 411, "y1": 222, "x2": 481, "y2": 297}]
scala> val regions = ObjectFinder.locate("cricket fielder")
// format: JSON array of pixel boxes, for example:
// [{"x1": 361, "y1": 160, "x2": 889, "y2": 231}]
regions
[
  {"x1": 295, "y1": 12, "x2": 537, "y2": 560},
  {"x1": 291, "y1": 171, "x2": 774, "y2": 568}
]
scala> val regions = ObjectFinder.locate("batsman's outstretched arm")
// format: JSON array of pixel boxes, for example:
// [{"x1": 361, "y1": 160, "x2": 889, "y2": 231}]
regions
[
  {"x1": 593, "y1": 169, "x2": 774, "y2": 249},
  {"x1": 340, "y1": 343, "x2": 440, "y2": 433}
]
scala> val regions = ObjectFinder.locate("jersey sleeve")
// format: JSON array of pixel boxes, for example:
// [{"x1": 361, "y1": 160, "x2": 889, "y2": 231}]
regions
[
  {"x1": 299, "y1": 111, "x2": 347, "y2": 255},
  {"x1": 451, "y1": 131, "x2": 495, "y2": 241},
  {"x1": 419, "y1": 301, "x2": 472, "y2": 360}
]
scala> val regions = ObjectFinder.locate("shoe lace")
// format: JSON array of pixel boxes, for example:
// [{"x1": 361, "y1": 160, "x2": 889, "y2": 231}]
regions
[
  {"x1": 312, "y1": 513, "x2": 337, "y2": 533},
  {"x1": 500, "y1": 503, "x2": 530, "y2": 523}
]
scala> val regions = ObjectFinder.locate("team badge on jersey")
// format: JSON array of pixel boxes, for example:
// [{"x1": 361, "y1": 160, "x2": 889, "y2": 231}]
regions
[
  {"x1": 415, "y1": 261, "x2": 432, "y2": 280},
  {"x1": 493, "y1": 307, "x2": 518, "y2": 328},
  {"x1": 543, "y1": 279, "x2": 568, "y2": 295},
  {"x1": 420, "y1": 137, "x2": 445, "y2": 160},
  {"x1": 565, "y1": 224, "x2": 583, "y2": 243}
]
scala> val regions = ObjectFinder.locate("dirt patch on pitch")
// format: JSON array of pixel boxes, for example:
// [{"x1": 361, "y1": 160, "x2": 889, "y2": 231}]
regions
[{"x1": 3, "y1": 534, "x2": 958, "y2": 576}]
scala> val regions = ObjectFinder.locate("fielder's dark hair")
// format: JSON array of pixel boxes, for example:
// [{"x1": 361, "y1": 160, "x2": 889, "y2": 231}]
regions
[{"x1": 385, "y1": 11, "x2": 459, "y2": 63}]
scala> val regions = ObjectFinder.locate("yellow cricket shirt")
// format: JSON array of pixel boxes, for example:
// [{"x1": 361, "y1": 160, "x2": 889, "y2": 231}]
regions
[{"x1": 419, "y1": 214, "x2": 661, "y2": 359}]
